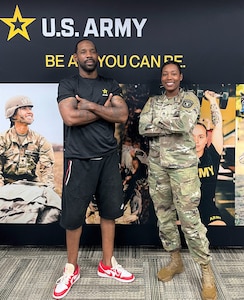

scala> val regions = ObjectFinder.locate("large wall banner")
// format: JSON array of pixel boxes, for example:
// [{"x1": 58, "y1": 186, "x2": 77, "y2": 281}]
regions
[{"x1": 0, "y1": 0, "x2": 244, "y2": 246}]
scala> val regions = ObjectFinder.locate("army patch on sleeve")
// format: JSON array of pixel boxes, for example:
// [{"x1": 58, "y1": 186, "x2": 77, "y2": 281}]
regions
[{"x1": 182, "y1": 99, "x2": 194, "y2": 109}]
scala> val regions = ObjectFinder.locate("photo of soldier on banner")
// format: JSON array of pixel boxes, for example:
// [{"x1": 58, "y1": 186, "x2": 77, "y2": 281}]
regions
[
  {"x1": 191, "y1": 83, "x2": 235, "y2": 226},
  {"x1": 0, "y1": 83, "x2": 63, "y2": 224}
]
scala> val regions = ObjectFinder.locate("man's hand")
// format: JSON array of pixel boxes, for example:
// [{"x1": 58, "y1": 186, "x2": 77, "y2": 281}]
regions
[
  {"x1": 104, "y1": 93, "x2": 113, "y2": 107},
  {"x1": 76, "y1": 95, "x2": 92, "y2": 110}
]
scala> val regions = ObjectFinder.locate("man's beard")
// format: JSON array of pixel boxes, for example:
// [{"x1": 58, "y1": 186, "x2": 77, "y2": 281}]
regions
[{"x1": 79, "y1": 61, "x2": 97, "y2": 73}]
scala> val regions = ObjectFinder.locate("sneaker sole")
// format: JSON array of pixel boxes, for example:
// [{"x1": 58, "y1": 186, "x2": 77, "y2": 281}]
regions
[
  {"x1": 53, "y1": 274, "x2": 80, "y2": 299},
  {"x1": 97, "y1": 271, "x2": 135, "y2": 283}
]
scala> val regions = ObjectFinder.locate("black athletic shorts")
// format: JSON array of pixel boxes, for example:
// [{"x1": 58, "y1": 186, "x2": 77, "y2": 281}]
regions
[{"x1": 60, "y1": 151, "x2": 124, "y2": 230}]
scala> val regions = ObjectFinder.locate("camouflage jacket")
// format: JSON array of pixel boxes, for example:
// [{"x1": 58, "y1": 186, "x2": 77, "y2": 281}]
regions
[
  {"x1": 0, "y1": 127, "x2": 55, "y2": 186},
  {"x1": 139, "y1": 89, "x2": 200, "y2": 168}
]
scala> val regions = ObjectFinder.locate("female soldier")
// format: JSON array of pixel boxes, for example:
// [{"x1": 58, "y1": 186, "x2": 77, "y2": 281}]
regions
[{"x1": 139, "y1": 61, "x2": 216, "y2": 300}]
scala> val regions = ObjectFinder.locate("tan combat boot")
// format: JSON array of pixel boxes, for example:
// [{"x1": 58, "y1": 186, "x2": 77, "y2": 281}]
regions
[
  {"x1": 157, "y1": 250, "x2": 184, "y2": 282},
  {"x1": 201, "y1": 263, "x2": 217, "y2": 300}
]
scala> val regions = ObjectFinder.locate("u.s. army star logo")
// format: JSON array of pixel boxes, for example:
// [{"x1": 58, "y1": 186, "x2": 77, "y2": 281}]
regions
[
  {"x1": 0, "y1": 5, "x2": 36, "y2": 41},
  {"x1": 102, "y1": 89, "x2": 109, "y2": 97}
]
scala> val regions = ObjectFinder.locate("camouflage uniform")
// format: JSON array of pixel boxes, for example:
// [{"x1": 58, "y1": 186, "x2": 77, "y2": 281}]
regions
[
  {"x1": 0, "y1": 127, "x2": 55, "y2": 187},
  {"x1": 139, "y1": 89, "x2": 211, "y2": 265}
]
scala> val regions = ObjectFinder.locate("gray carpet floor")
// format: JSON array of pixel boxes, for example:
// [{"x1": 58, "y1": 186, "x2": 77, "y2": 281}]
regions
[{"x1": 0, "y1": 246, "x2": 244, "y2": 300}]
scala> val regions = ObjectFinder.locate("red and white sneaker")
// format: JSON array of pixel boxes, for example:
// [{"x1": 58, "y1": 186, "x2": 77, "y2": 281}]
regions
[
  {"x1": 53, "y1": 263, "x2": 80, "y2": 299},
  {"x1": 97, "y1": 256, "x2": 135, "y2": 283}
]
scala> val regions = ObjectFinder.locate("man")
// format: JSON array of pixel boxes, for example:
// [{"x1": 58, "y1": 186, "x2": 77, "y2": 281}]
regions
[
  {"x1": 53, "y1": 39, "x2": 135, "y2": 299},
  {"x1": 0, "y1": 95, "x2": 61, "y2": 223}
]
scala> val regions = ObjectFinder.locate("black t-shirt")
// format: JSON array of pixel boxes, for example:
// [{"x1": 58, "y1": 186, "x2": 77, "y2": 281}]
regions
[
  {"x1": 57, "y1": 74, "x2": 122, "y2": 159},
  {"x1": 198, "y1": 143, "x2": 224, "y2": 225}
]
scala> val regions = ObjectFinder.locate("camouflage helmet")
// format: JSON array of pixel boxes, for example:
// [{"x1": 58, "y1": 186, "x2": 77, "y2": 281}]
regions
[{"x1": 5, "y1": 95, "x2": 33, "y2": 118}]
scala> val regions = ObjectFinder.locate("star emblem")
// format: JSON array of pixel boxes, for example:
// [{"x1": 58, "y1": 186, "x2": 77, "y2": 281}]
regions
[
  {"x1": 102, "y1": 89, "x2": 109, "y2": 96},
  {"x1": 0, "y1": 5, "x2": 36, "y2": 41}
]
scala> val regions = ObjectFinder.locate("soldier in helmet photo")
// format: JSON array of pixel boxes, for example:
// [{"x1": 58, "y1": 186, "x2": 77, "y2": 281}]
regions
[{"x1": 0, "y1": 95, "x2": 61, "y2": 224}]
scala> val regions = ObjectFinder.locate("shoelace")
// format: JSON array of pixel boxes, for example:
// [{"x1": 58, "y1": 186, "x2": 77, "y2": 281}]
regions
[
  {"x1": 56, "y1": 273, "x2": 72, "y2": 285},
  {"x1": 111, "y1": 263, "x2": 124, "y2": 274}
]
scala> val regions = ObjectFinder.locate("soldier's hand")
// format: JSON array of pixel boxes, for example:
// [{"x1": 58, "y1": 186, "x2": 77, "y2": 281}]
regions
[{"x1": 203, "y1": 90, "x2": 218, "y2": 103}]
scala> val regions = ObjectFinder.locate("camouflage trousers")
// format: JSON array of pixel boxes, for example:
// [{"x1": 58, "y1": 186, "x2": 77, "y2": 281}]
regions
[{"x1": 148, "y1": 158, "x2": 211, "y2": 265}]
